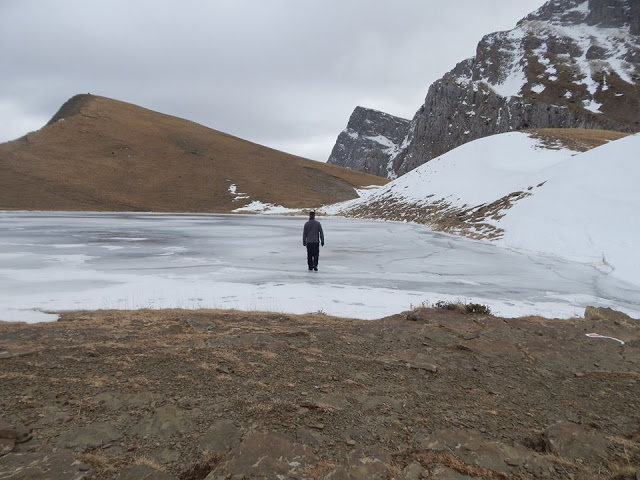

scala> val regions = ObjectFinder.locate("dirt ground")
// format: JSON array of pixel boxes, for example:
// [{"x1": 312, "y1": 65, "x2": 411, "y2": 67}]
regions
[{"x1": 1, "y1": 306, "x2": 639, "y2": 479}]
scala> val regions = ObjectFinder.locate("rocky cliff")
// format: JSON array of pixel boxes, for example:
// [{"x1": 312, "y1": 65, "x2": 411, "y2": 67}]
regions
[
  {"x1": 329, "y1": 0, "x2": 640, "y2": 177},
  {"x1": 327, "y1": 107, "x2": 410, "y2": 178}
]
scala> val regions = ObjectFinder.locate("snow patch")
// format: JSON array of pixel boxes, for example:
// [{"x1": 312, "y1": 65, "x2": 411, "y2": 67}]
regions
[
  {"x1": 232, "y1": 201, "x2": 300, "y2": 214},
  {"x1": 228, "y1": 183, "x2": 250, "y2": 201},
  {"x1": 364, "y1": 135, "x2": 395, "y2": 149}
]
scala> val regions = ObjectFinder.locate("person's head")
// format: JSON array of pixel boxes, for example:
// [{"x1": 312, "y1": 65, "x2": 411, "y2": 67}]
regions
[{"x1": 309, "y1": 211, "x2": 315, "y2": 220}]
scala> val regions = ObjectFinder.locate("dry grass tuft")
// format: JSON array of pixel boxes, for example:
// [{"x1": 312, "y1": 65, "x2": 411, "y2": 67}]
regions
[
  {"x1": 80, "y1": 452, "x2": 117, "y2": 471},
  {"x1": 133, "y1": 456, "x2": 168, "y2": 472},
  {"x1": 435, "y1": 300, "x2": 492, "y2": 315},
  {"x1": 180, "y1": 449, "x2": 221, "y2": 480},
  {"x1": 527, "y1": 128, "x2": 629, "y2": 152},
  {"x1": 402, "y1": 451, "x2": 508, "y2": 479}
]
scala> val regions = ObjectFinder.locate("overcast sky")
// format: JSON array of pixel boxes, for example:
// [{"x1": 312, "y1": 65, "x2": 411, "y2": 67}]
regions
[{"x1": 0, "y1": 0, "x2": 546, "y2": 161}]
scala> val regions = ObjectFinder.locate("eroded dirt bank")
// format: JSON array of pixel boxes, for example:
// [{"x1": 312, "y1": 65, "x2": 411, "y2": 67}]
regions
[{"x1": 1, "y1": 307, "x2": 639, "y2": 479}]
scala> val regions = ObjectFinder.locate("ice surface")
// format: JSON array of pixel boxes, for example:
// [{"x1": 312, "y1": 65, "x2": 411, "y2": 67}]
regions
[{"x1": 1, "y1": 212, "x2": 638, "y2": 324}]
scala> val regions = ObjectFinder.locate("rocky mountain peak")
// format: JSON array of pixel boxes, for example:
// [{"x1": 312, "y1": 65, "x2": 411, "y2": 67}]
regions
[
  {"x1": 327, "y1": 107, "x2": 409, "y2": 178},
  {"x1": 329, "y1": 0, "x2": 639, "y2": 178},
  {"x1": 46, "y1": 94, "x2": 93, "y2": 126},
  {"x1": 523, "y1": 0, "x2": 639, "y2": 32}
]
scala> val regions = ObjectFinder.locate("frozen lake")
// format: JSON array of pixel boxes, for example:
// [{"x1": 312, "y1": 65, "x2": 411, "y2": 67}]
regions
[{"x1": 1, "y1": 211, "x2": 639, "y2": 322}]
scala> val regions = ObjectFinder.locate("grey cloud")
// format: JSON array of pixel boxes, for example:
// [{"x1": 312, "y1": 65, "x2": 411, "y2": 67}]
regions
[{"x1": 0, "y1": 0, "x2": 546, "y2": 160}]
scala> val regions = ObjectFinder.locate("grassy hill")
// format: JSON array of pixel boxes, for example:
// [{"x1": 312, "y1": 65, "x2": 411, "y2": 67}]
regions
[{"x1": 0, "y1": 94, "x2": 386, "y2": 212}]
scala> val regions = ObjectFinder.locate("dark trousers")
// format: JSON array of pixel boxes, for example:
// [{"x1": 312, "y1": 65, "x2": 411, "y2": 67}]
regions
[{"x1": 306, "y1": 243, "x2": 320, "y2": 268}]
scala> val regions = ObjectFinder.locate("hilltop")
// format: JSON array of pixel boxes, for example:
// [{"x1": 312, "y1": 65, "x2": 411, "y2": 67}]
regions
[{"x1": 0, "y1": 94, "x2": 386, "y2": 213}]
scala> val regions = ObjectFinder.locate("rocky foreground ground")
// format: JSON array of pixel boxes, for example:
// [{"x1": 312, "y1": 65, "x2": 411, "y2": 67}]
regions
[{"x1": 1, "y1": 306, "x2": 639, "y2": 479}]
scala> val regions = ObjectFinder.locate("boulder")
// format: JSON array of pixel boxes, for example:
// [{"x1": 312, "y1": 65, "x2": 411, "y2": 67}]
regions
[
  {"x1": 198, "y1": 419, "x2": 242, "y2": 453},
  {"x1": 417, "y1": 428, "x2": 552, "y2": 475},
  {"x1": 132, "y1": 405, "x2": 195, "y2": 437},
  {"x1": 57, "y1": 422, "x2": 122, "y2": 449},
  {"x1": 210, "y1": 432, "x2": 315, "y2": 478},
  {"x1": 116, "y1": 465, "x2": 177, "y2": 480},
  {"x1": 0, "y1": 450, "x2": 92, "y2": 480},
  {"x1": 543, "y1": 421, "x2": 612, "y2": 462}
]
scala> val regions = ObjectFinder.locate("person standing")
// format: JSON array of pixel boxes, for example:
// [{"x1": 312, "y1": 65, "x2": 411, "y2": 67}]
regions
[{"x1": 303, "y1": 211, "x2": 324, "y2": 271}]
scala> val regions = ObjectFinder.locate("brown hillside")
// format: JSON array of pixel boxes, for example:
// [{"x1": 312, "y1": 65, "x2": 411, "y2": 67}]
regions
[
  {"x1": 526, "y1": 128, "x2": 629, "y2": 152},
  {"x1": 0, "y1": 95, "x2": 387, "y2": 212}
]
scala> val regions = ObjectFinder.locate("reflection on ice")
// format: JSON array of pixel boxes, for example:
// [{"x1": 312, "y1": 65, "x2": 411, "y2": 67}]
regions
[{"x1": 0, "y1": 211, "x2": 639, "y2": 323}]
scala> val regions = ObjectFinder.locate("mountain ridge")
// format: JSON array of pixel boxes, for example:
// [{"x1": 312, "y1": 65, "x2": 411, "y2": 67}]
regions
[{"x1": 328, "y1": 0, "x2": 639, "y2": 177}]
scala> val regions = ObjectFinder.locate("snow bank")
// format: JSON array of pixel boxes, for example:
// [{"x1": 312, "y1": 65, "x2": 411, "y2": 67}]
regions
[
  {"x1": 498, "y1": 133, "x2": 640, "y2": 287},
  {"x1": 343, "y1": 131, "x2": 576, "y2": 209}
]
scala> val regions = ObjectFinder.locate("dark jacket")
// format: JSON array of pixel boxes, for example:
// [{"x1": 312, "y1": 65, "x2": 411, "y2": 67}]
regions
[{"x1": 303, "y1": 219, "x2": 324, "y2": 246}]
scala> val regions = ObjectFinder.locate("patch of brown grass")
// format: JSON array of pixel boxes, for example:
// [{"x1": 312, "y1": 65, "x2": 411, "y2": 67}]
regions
[
  {"x1": 180, "y1": 449, "x2": 221, "y2": 480},
  {"x1": 527, "y1": 128, "x2": 629, "y2": 152},
  {"x1": 400, "y1": 451, "x2": 508, "y2": 479},
  {"x1": 434, "y1": 300, "x2": 492, "y2": 315},
  {"x1": 80, "y1": 452, "x2": 117, "y2": 471},
  {"x1": 133, "y1": 456, "x2": 168, "y2": 472}
]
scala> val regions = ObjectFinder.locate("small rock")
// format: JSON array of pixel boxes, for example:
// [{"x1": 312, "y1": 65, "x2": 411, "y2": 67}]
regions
[
  {"x1": 0, "y1": 419, "x2": 31, "y2": 443},
  {"x1": 402, "y1": 461, "x2": 425, "y2": 480},
  {"x1": 117, "y1": 465, "x2": 177, "y2": 480},
  {"x1": 414, "y1": 363, "x2": 438, "y2": 373},
  {"x1": 199, "y1": 420, "x2": 242, "y2": 453},
  {"x1": 346, "y1": 439, "x2": 356, "y2": 446},
  {"x1": 133, "y1": 406, "x2": 196, "y2": 437},
  {"x1": 296, "y1": 426, "x2": 329, "y2": 446},
  {"x1": 0, "y1": 449, "x2": 93, "y2": 479},
  {"x1": 309, "y1": 423, "x2": 325, "y2": 431},
  {"x1": 57, "y1": 422, "x2": 122, "y2": 449},
  {"x1": 212, "y1": 432, "x2": 315, "y2": 478},
  {"x1": 543, "y1": 421, "x2": 612, "y2": 462},
  {"x1": 0, "y1": 438, "x2": 15, "y2": 457}
]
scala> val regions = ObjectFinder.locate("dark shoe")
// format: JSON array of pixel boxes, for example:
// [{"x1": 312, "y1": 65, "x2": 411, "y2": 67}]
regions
[
  {"x1": 313, "y1": 267, "x2": 318, "y2": 271},
  {"x1": 308, "y1": 266, "x2": 313, "y2": 270}
]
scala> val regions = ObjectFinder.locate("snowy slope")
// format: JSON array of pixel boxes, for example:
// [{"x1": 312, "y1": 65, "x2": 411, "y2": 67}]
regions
[
  {"x1": 329, "y1": 131, "x2": 640, "y2": 288},
  {"x1": 346, "y1": 132, "x2": 574, "y2": 207},
  {"x1": 497, "y1": 133, "x2": 640, "y2": 286}
]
